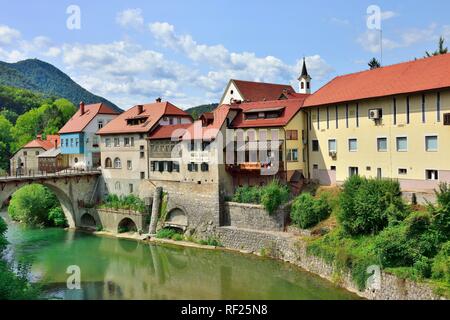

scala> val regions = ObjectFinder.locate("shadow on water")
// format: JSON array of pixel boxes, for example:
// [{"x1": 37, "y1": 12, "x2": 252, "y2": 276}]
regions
[{"x1": 2, "y1": 214, "x2": 360, "y2": 300}]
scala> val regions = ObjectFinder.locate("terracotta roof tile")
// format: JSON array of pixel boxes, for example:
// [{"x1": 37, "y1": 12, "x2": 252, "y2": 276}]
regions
[
  {"x1": 230, "y1": 79, "x2": 296, "y2": 103},
  {"x1": 23, "y1": 135, "x2": 60, "y2": 150},
  {"x1": 59, "y1": 103, "x2": 119, "y2": 134},
  {"x1": 97, "y1": 101, "x2": 191, "y2": 135},
  {"x1": 305, "y1": 54, "x2": 450, "y2": 107},
  {"x1": 148, "y1": 124, "x2": 191, "y2": 140},
  {"x1": 183, "y1": 105, "x2": 234, "y2": 141},
  {"x1": 231, "y1": 97, "x2": 308, "y2": 128}
]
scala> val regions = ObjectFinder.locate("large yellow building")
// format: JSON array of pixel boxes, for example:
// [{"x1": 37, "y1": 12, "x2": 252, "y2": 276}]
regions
[{"x1": 303, "y1": 54, "x2": 450, "y2": 193}]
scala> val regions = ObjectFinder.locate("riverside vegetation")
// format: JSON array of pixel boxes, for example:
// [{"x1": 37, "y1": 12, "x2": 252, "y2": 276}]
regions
[{"x1": 288, "y1": 176, "x2": 450, "y2": 296}]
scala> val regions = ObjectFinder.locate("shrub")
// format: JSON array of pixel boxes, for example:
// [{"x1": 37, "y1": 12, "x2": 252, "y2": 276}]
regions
[
  {"x1": 374, "y1": 224, "x2": 416, "y2": 268},
  {"x1": 171, "y1": 233, "x2": 183, "y2": 241},
  {"x1": 0, "y1": 217, "x2": 7, "y2": 249},
  {"x1": 291, "y1": 193, "x2": 331, "y2": 229},
  {"x1": 432, "y1": 241, "x2": 450, "y2": 283},
  {"x1": 338, "y1": 176, "x2": 407, "y2": 236},
  {"x1": 156, "y1": 228, "x2": 178, "y2": 239},
  {"x1": 260, "y1": 180, "x2": 290, "y2": 214},
  {"x1": 48, "y1": 207, "x2": 67, "y2": 228},
  {"x1": 232, "y1": 185, "x2": 261, "y2": 204},
  {"x1": 428, "y1": 183, "x2": 450, "y2": 244},
  {"x1": 102, "y1": 194, "x2": 147, "y2": 213},
  {"x1": 199, "y1": 237, "x2": 222, "y2": 247},
  {"x1": 8, "y1": 184, "x2": 61, "y2": 226}
]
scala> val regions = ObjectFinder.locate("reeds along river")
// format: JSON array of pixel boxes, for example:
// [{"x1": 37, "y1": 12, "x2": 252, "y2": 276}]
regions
[{"x1": 1, "y1": 212, "x2": 358, "y2": 300}]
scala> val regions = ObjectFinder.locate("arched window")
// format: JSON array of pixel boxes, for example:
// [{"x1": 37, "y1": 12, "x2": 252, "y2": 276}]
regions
[
  {"x1": 114, "y1": 157, "x2": 121, "y2": 169},
  {"x1": 105, "y1": 157, "x2": 112, "y2": 168},
  {"x1": 301, "y1": 82, "x2": 305, "y2": 89}
]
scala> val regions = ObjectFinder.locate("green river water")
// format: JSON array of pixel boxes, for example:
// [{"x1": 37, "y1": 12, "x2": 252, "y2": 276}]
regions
[{"x1": 2, "y1": 213, "x2": 358, "y2": 300}]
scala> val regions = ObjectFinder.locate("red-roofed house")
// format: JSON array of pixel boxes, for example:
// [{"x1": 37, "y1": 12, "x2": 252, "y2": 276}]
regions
[
  {"x1": 303, "y1": 54, "x2": 450, "y2": 193},
  {"x1": 59, "y1": 102, "x2": 119, "y2": 169},
  {"x1": 10, "y1": 134, "x2": 60, "y2": 175},
  {"x1": 97, "y1": 99, "x2": 193, "y2": 197}
]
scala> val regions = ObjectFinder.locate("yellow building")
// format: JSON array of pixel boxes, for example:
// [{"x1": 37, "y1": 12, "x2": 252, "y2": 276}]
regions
[{"x1": 303, "y1": 54, "x2": 450, "y2": 193}]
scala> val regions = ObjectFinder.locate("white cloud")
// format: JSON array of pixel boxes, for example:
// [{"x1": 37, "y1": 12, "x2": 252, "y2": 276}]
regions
[
  {"x1": 381, "y1": 11, "x2": 397, "y2": 21},
  {"x1": 0, "y1": 24, "x2": 21, "y2": 45},
  {"x1": 330, "y1": 17, "x2": 350, "y2": 26},
  {"x1": 116, "y1": 8, "x2": 144, "y2": 30}
]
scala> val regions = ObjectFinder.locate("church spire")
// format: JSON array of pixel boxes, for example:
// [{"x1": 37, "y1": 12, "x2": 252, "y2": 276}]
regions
[{"x1": 298, "y1": 57, "x2": 312, "y2": 94}]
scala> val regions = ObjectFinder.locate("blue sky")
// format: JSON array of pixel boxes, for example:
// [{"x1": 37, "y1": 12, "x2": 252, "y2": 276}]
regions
[{"x1": 0, "y1": 0, "x2": 449, "y2": 109}]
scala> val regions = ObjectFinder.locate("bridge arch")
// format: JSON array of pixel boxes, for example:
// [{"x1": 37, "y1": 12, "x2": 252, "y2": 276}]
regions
[
  {"x1": 118, "y1": 217, "x2": 138, "y2": 233},
  {"x1": 165, "y1": 208, "x2": 188, "y2": 231},
  {"x1": 80, "y1": 212, "x2": 97, "y2": 229}
]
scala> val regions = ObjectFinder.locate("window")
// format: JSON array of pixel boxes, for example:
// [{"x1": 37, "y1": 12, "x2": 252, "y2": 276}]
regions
[
  {"x1": 422, "y1": 94, "x2": 426, "y2": 123},
  {"x1": 313, "y1": 164, "x2": 319, "y2": 170},
  {"x1": 130, "y1": 137, "x2": 135, "y2": 146},
  {"x1": 129, "y1": 184, "x2": 133, "y2": 194},
  {"x1": 98, "y1": 120, "x2": 104, "y2": 129},
  {"x1": 349, "y1": 167, "x2": 359, "y2": 177},
  {"x1": 169, "y1": 118, "x2": 174, "y2": 125},
  {"x1": 114, "y1": 138, "x2": 120, "y2": 147},
  {"x1": 140, "y1": 145, "x2": 145, "y2": 159},
  {"x1": 425, "y1": 136, "x2": 438, "y2": 152},
  {"x1": 398, "y1": 168, "x2": 408, "y2": 175},
  {"x1": 301, "y1": 82, "x2": 305, "y2": 89},
  {"x1": 445, "y1": 113, "x2": 450, "y2": 126},
  {"x1": 140, "y1": 172, "x2": 145, "y2": 179},
  {"x1": 74, "y1": 157, "x2": 78, "y2": 163},
  {"x1": 348, "y1": 139, "x2": 358, "y2": 152},
  {"x1": 396, "y1": 137, "x2": 408, "y2": 152},
  {"x1": 286, "y1": 130, "x2": 298, "y2": 140},
  {"x1": 150, "y1": 161, "x2": 157, "y2": 172},
  {"x1": 230, "y1": 90, "x2": 234, "y2": 95},
  {"x1": 115, "y1": 182, "x2": 121, "y2": 191},
  {"x1": 105, "y1": 138, "x2": 111, "y2": 147},
  {"x1": 201, "y1": 163, "x2": 209, "y2": 172},
  {"x1": 312, "y1": 140, "x2": 319, "y2": 152},
  {"x1": 328, "y1": 139, "x2": 337, "y2": 152},
  {"x1": 35, "y1": 151, "x2": 39, "y2": 156},
  {"x1": 173, "y1": 162, "x2": 180, "y2": 172},
  {"x1": 287, "y1": 149, "x2": 298, "y2": 162},
  {"x1": 127, "y1": 160, "x2": 132, "y2": 170},
  {"x1": 393, "y1": 97, "x2": 397, "y2": 125},
  {"x1": 406, "y1": 96, "x2": 410, "y2": 124},
  {"x1": 426, "y1": 170, "x2": 439, "y2": 181},
  {"x1": 437, "y1": 92, "x2": 441, "y2": 122},
  {"x1": 331, "y1": 166, "x2": 336, "y2": 171},
  {"x1": 23, "y1": 151, "x2": 27, "y2": 156},
  {"x1": 75, "y1": 138, "x2": 79, "y2": 147},
  {"x1": 71, "y1": 138, "x2": 74, "y2": 147},
  {"x1": 124, "y1": 137, "x2": 130, "y2": 147},
  {"x1": 307, "y1": 82, "x2": 310, "y2": 90},
  {"x1": 105, "y1": 158, "x2": 112, "y2": 168},
  {"x1": 114, "y1": 157, "x2": 121, "y2": 169},
  {"x1": 377, "y1": 137, "x2": 387, "y2": 152},
  {"x1": 188, "y1": 163, "x2": 198, "y2": 172}
]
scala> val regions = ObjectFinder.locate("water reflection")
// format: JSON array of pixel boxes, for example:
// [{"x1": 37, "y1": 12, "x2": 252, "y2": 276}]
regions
[{"x1": 4, "y1": 221, "x2": 358, "y2": 300}]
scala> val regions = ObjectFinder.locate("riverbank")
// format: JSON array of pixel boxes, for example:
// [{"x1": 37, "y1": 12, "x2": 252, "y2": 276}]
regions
[{"x1": 90, "y1": 227, "x2": 445, "y2": 300}]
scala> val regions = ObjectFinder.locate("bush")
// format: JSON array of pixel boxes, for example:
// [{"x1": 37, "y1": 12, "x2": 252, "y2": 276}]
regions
[
  {"x1": 102, "y1": 194, "x2": 147, "y2": 213},
  {"x1": 232, "y1": 180, "x2": 290, "y2": 214},
  {"x1": 199, "y1": 237, "x2": 222, "y2": 247},
  {"x1": 0, "y1": 217, "x2": 7, "y2": 249},
  {"x1": 428, "y1": 183, "x2": 450, "y2": 244},
  {"x1": 432, "y1": 241, "x2": 450, "y2": 283},
  {"x1": 171, "y1": 233, "x2": 183, "y2": 241},
  {"x1": 8, "y1": 184, "x2": 61, "y2": 227},
  {"x1": 291, "y1": 193, "x2": 331, "y2": 229},
  {"x1": 338, "y1": 176, "x2": 407, "y2": 236},
  {"x1": 156, "y1": 228, "x2": 178, "y2": 239},
  {"x1": 48, "y1": 207, "x2": 67, "y2": 228}
]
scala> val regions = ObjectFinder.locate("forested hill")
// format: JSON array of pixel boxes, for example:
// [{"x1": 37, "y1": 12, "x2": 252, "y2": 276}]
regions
[
  {"x1": 0, "y1": 59, "x2": 121, "y2": 112},
  {"x1": 185, "y1": 103, "x2": 219, "y2": 119}
]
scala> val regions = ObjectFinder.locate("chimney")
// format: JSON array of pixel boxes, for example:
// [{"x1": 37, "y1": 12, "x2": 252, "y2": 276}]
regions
[
  {"x1": 54, "y1": 139, "x2": 58, "y2": 149},
  {"x1": 156, "y1": 97, "x2": 162, "y2": 103},
  {"x1": 137, "y1": 104, "x2": 144, "y2": 114},
  {"x1": 37, "y1": 134, "x2": 42, "y2": 140},
  {"x1": 80, "y1": 101, "x2": 85, "y2": 115}
]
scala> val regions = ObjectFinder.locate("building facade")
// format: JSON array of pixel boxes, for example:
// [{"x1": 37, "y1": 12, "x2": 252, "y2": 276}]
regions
[
  {"x1": 59, "y1": 102, "x2": 119, "y2": 169},
  {"x1": 97, "y1": 100, "x2": 192, "y2": 197}
]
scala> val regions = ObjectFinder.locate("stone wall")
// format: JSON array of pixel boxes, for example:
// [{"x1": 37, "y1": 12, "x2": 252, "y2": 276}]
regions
[
  {"x1": 221, "y1": 202, "x2": 288, "y2": 232},
  {"x1": 205, "y1": 226, "x2": 444, "y2": 300},
  {"x1": 95, "y1": 208, "x2": 150, "y2": 234}
]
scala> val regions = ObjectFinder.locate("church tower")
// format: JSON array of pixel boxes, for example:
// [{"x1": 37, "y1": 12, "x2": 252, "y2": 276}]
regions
[{"x1": 298, "y1": 57, "x2": 312, "y2": 94}]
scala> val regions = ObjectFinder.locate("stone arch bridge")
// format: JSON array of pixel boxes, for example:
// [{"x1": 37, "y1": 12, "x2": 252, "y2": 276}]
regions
[{"x1": 0, "y1": 171, "x2": 102, "y2": 228}]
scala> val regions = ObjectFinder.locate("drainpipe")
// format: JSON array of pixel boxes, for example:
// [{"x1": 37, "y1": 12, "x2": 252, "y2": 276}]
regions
[{"x1": 305, "y1": 110, "x2": 311, "y2": 180}]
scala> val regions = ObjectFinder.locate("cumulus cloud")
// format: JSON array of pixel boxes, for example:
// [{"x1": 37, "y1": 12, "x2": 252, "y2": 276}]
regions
[
  {"x1": 116, "y1": 8, "x2": 144, "y2": 30},
  {"x1": 0, "y1": 24, "x2": 21, "y2": 45}
]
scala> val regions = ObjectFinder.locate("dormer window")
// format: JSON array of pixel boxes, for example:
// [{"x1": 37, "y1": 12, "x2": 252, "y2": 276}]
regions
[
  {"x1": 98, "y1": 120, "x2": 104, "y2": 129},
  {"x1": 126, "y1": 116, "x2": 148, "y2": 126}
]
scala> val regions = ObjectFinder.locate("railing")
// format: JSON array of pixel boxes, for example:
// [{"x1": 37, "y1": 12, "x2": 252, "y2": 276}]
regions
[{"x1": 0, "y1": 166, "x2": 101, "y2": 181}]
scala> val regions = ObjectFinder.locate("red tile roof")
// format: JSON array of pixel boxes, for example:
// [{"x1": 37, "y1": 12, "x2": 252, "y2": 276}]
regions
[
  {"x1": 231, "y1": 97, "x2": 308, "y2": 128},
  {"x1": 23, "y1": 135, "x2": 60, "y2": 150},
  {"x1": 226, "y1": 79, "x2": 296, "y2": 103},
  {"x1": 59, "y1": 103, "x2": 119, "y2": 134},
  {"x1": 282, "y1": 92, "x2": 310, "y2": 100},
  {"x1": 305, "y1": 54, "x2": 450, "y2": 107},
  {"x1": 183, "y1": 104, "x2": 235, "y2": 141},
  {"x1": 97, "y1": 101, "x2": 191, "y2": 135},
  {"x1": 148, "y1": 124, "x2": 191, "y2": 140}
]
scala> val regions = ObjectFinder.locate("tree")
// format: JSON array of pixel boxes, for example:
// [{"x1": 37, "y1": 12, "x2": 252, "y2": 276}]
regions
[
  {"x1": 425, "y1": 36, "x2": 448, "y2": 57},
  {"x1": 8, "y1": 184, "x2": 65, "y2": 227},
  {"x1": 368, "y1": 57, "x2": 381, "y2": 70},
  {"x1": 0, "y1": 115, "x2": 13, "y2": 170}
]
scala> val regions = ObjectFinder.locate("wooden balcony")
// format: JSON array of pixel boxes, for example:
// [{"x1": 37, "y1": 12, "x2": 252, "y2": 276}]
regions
[{"x1": 226, "y1": 161, "x2": 284, "y2": 174}]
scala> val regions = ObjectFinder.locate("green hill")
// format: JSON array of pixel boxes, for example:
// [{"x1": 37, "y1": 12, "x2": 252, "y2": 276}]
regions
[
  {"x1": 185, "y1": 103, "x2": 219, "y2": 119},
  {"x1": 0, "y1": 59, "x2": 121, "y2": 112}
]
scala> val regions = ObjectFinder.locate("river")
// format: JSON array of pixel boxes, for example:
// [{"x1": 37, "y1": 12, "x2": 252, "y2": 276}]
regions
[{"x1": 1, "y1": 212, "x2": 358, "y2": 300}]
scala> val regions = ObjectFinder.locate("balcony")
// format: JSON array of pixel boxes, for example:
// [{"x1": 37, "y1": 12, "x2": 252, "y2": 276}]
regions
[{"x1": 226, "y1": 161, "x2": 284, "y2": 174}]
